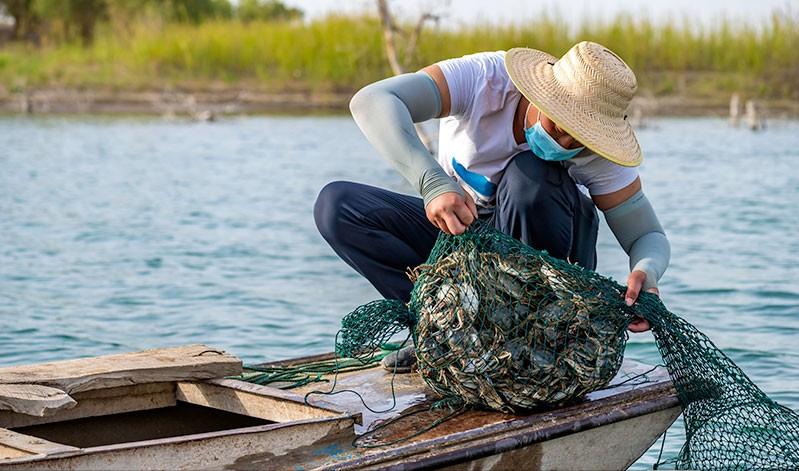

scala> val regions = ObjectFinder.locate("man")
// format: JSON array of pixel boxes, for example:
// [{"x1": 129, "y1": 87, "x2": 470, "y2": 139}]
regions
[{"x1": 314, "y1": 41, "x2": 669, "y2": 370}]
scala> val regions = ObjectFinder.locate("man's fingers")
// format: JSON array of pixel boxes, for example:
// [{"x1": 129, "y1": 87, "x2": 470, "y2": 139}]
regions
[
  {"x1": 436, "y1": 217, "x2": 453, "y2": 235},
  {"x1": 429, "y1": 208, "x2": 466, "y2": 235},
  {"x1": 441, "y1": 212, "x2": 466, "y2": 235},
  {"x1": 425, "y1": 191, "x2": 480, "y2": 235},
  {"x1": 464, "y1": 192, "x2": 479, "y2": 219},
  {"x1": 453, "y1": 202, "x2": 475, "y2": 227},
  {"x1": 628, "y1": 318, "x2": 651, "y2": 332},
  {"x1": 428, "y1": 215, "x2": 448, "y2": 234},
  {"x1": 431, "y1": 217, "x2": 444, "y2": 234},
  {"x1": 625, "y1": 271, "x2": 645, "y2": 306},
  {"x1": 627, "y1": 274, "x2": 657, "y2": 332}
]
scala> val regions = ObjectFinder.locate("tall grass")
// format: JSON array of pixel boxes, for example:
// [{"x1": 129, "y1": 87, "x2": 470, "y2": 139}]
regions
[{"x1": 0, "y1": 10, "x2": 796, "y2": 98}]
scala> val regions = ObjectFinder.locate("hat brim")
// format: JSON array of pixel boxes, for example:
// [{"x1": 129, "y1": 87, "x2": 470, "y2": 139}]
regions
[{"x1": 505, "y1": 48, "x2": 642, "y2": 167}]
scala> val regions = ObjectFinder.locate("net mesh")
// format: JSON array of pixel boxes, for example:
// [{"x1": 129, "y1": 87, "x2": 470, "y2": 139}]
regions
[{"x1": 335, "y1": 221, "x2": 799, "y2": 469}]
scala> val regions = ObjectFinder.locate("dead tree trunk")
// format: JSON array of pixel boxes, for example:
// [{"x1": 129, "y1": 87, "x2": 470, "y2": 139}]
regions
[{"x1": 376, "y1": 0, "x2": 404, "y2": 76}]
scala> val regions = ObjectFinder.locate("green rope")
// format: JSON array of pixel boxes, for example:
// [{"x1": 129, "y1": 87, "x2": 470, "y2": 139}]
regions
[{"x1": 235, "y1": 342, "x2": 404, "y2": 389}]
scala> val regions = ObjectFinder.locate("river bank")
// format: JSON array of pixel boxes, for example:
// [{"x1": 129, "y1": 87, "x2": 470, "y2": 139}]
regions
[{"x1": 2, "y1": 87, "x2": 798, "y2": 118}]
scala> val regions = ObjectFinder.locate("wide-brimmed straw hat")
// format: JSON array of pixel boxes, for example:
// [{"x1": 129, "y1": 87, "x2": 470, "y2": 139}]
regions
[{"x1": 505, "y1": 41, "x2": 642, "y2": 167}]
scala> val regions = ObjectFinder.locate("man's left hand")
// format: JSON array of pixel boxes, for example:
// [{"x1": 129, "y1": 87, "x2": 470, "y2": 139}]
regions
[{"x1": 625, "y1": 270, "x2": 659, "y2": 332}]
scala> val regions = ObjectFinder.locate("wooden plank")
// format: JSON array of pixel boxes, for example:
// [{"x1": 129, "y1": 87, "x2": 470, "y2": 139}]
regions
[
  {"x1": 0, "y1": 385, "x2": 76, "y2": 417},
  {"x1": 0, "y1": 443, "x2": 34, "y2": 460},
  {"x1": 0, "y1": 429, "x2": 78, "y2": 458},
  {"x1": 70, "y1": 382, "x2": 174, "y2": 402},
  {"x1": 0, "y1": 383, "x2": 176, "y2": 429},
  {"x1": 207, "y1": 378, "x2": 354, "y2": 417},
  {"x1": 175, "y1": 379, "x2": 351, "y2": 424},
  {"x1": 0, "y1": 418, "x2": 354, "y2": 470},
  {"x1": 0, "y1": 345, "x2": 241, "y2": 394},
  {"x1": 258, "y1": 351, "x2": 337, "y2": 368}
]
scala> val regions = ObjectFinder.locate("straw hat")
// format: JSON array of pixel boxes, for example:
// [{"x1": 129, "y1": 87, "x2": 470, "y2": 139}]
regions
[{"x1": 505, "y1": 41, "x2": 642, "y2": 167}]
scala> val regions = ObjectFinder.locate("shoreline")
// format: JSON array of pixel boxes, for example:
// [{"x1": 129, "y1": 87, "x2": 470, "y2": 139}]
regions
[{"x1": 1, "y1": 88, "x2": 798, "y2": 118}]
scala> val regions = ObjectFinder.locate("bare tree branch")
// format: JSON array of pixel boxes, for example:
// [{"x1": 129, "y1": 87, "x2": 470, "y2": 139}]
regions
[
  {"x1": 375, "y1": 0, "x2": 446, "y2": 153},
  {"x1": 376, "y1": 0, "x2": 404, "y2": 75},
  {"x1": 405, "y1": 12, "x2": 438, "y2": 67}
]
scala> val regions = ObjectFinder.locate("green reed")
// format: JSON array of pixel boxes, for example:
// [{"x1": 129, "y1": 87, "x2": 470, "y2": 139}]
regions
[{"x1": 0, "y1": 10, "x2": 796, "y2": 98}]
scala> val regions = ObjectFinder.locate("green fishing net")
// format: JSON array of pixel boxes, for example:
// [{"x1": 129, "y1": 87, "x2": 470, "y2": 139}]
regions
[{"x1": 335, "y1": 221, "x2": 799, "y2": 469}]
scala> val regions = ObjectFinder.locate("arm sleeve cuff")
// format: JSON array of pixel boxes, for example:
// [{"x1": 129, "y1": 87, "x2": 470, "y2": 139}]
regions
[{"x1": 629, "y1": 237, "x2": 669, "y2": 290}]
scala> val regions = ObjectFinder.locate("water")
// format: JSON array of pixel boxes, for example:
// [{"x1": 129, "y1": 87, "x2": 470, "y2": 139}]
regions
[{"x1": 1, "y1": 114, "x2": 797, "y2": 467}]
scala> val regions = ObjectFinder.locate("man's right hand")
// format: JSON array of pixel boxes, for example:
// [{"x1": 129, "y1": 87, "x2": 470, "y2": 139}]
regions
[{"x1": 425, "y1": 191, "x2": 478, "y2": 235}]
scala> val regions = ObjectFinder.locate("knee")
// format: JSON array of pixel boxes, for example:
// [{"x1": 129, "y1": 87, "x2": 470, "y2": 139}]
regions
[{"x1": 313, "y1": 181, "x2": 354, "y2": 241}]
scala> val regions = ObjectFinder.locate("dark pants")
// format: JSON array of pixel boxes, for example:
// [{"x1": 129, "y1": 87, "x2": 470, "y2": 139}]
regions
[{"x1": 314, "y1": 151, "x2": 598, "y2": 302}]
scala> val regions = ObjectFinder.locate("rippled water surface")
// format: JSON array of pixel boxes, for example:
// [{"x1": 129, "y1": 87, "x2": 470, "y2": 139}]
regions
[{"x1": 1, "y1": 114, "x2": 797, "y2": 467}]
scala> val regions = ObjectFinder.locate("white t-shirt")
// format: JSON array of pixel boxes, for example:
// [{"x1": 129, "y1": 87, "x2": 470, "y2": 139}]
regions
[{"x1": 436, "y1": 51, "x2": 638, "y2": 207}]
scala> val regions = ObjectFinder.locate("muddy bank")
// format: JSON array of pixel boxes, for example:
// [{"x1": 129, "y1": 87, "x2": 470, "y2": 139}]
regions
[{"x1": 1, "y1": 87, "x2": 798, "y2": 118}]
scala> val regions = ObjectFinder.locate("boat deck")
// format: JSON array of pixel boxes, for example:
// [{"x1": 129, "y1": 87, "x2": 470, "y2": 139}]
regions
[
  {"x1": 0, "y1": 347, "x2": 680, "y2": 470},
  {"x1": 235, "y1": 355, "x2": 680, "y2": 470}
]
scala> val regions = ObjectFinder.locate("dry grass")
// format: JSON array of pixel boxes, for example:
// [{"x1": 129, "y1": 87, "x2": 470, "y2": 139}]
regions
[{"x1": 0, "y1": 11, "x2": 796, "y2": 99}]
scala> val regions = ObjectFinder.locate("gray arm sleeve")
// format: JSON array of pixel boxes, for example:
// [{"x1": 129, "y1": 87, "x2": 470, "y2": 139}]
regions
[
  {"x1": 349, "y1": 72, "x2": 463, "y2": 206},
  {"x1": 603, "y1": 190, "x2": 671, "y2": 290}
]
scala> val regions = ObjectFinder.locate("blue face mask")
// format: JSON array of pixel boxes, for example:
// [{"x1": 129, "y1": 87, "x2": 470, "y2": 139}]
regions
[{"x1": 524, "y1": 106, "x2": 584, "y2": 161}]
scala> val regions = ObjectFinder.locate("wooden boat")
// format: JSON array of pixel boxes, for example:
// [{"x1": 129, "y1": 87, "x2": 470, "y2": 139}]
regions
[{"x1": 0, "y1": 345, "x2": 680, "y2": 470}]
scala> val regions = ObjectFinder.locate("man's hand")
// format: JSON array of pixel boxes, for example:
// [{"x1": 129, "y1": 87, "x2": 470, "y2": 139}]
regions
[
  {"x1": 426, "y1": 191, "x2": 478, "y2": 235},
  {"x1": 625, "y1": 270, "x2": 659, "y2": 332}
]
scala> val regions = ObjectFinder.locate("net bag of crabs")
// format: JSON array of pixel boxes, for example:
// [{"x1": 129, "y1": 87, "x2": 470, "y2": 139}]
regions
[
  {"x1": 335, "y1": 221, "x2": 634, "y2": 413},
  {"x1": 406, "y1": 227, "x2": 631, "y2": 412}
]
